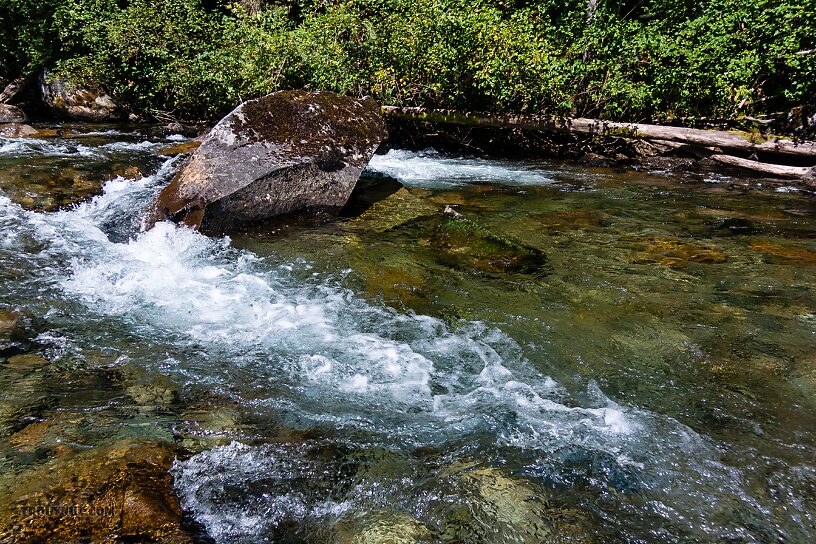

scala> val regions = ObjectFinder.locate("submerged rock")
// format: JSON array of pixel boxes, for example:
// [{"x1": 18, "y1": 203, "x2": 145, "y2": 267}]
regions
[
  {"x1": 533, "y1": 209, "x2": 610, "y2": 232},
  {"x1": 111, "y1": 164, "x2": 144, "y2": 180},
  {"x1": 346, "y1": 186, "x2": 439, "y2": 233},
  {"x1": 39, "y1": 71, "x2": 125, "y2": 122},
  {"x1": 0, "y1": 310, "x2": 19, "y2": 335},
  {"x1": 0, "y1": 165, "x2": 107, "y2": 212},
  {"x1": 158, "y1": 138, "x2": 203, "y2": 157},
  {"x1": 175, "y1": 397, "x2": 247, "y2": 453},
  {"x1": 0, "y1": 440, "x2": 194, "y2": 543},
  {"x1": 5, "y1": 353, "x2": 49, "y2": 372},
  {"x1": 748, "y1": 241, "x2": 816, "y2": 263},
  {"x1": 440, "y1": 464, "x2": 595, "y2": 544},
  {"x1": 149, "y1": 90, "x2": 387, "y2": 233},
  {"x1": 636, "y1": 238, "x2": 726, "y2": 268},
  {"x1": 334, "y1": 512, "x2": 435, "y2": 544},
  {"x1": 0, "y1": 309, "x2": 35, "y2": 357},
  {"x1": 0, "y1": 374, "x2": 52, "y2": 437},
  {"x1": 126, "y1": 377, "x2": 180, "y2": 414},
  {"x1": 432, "y1": 206, "x2": 548, "y2": 274},
  {"x1": 9, "y1": 420, "x2": 52, "y2": 453}
]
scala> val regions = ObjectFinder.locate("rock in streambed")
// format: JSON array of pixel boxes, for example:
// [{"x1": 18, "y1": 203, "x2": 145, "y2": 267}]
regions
[
  {"x1": 432, "y1": 206, "x2": 548, "y2": 274},
  {"x1": 149, "y1": 90, "x2": 387, "y2": 233},
  {"x1": 0, "y1": 440, "x2": 195, "y2": 543}
]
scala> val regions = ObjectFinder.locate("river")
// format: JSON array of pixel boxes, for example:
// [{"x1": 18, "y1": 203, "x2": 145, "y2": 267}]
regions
[{"x1": 1, "y1": 127, "x2": 815, "y2": 543}]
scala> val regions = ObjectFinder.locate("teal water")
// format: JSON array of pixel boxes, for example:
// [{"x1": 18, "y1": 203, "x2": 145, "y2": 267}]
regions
[{"x1": 1, "y1": 133, "x2": 815, "y2": 543}]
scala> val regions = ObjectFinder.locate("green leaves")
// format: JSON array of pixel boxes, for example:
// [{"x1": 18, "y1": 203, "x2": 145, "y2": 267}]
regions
[{"x1": 3, "y1": 0, "x2": 813, "y2": 121}]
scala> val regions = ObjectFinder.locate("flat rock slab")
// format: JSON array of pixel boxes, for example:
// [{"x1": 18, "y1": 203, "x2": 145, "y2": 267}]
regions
[{"x1": 149, "y1": 90, "x2": 387, "y2": 234}]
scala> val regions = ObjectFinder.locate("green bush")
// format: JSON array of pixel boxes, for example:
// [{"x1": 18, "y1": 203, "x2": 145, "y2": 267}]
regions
[{"x1": 1, "y1": 0, "x2": 813, "y2": 122}]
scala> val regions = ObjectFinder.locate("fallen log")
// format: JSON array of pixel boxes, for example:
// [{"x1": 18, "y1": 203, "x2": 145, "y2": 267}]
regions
[
  {"x1": 380, "y1": 107, "x2": 816, "y2": 160},
  {"x1": 710, "y1": 154, "x2": 816, "y2": 183}
]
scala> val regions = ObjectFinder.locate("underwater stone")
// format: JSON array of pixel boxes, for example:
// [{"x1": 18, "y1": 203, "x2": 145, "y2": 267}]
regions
[
  {"x1": 126, "y1": 378, "x2": 181, "y2": 414},
  {"x1": 748, "y1": 241, "x2": 816, "y2": 263},
  {"x1": 442, "y1": 464, "x2": 595, "y2": 544},
  {"x1": 637, "y1": 238, "x2": 726, "y2": 268},
  {"x1": 148, "y1": 90, "x2": 387, "y2": 234},
  {"x1": 335, "y1": 512, "x2": 435, "y2": 544},
  {"x1": 346, "y1": 187, "x2": 439, "y2": 233},
  {"x1": 0, "y1": 440, "x2": 193, "y2": 543},
  {"x1": 432, "y1": 206, "x2": 548, "y2": 274},
  {"x1": 0, "y1": 309, "x2": 21, "y2": 336},
  {"x1": 157, "y1": 139, "x2": 203, "y2": 157}
]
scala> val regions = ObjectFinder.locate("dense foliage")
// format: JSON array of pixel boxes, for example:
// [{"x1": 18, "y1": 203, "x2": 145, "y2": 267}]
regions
[{"x1": 1, "y1": 0, "x2": 814, "y2": 121}]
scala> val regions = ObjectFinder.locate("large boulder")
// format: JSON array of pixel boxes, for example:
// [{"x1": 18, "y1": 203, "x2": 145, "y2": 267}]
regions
[
  {"x1": 0, "y1": 104, "x2": 26, "y2": 123},
  {"x1": 0, "y1": 76, "x2": 31, "y2": 104},
  {"x1": 148, "y1": 90, "x2": 387, "y2": 233},
  {"x1": 39, "y1": 71, "x2": 125, "y2": 122}
]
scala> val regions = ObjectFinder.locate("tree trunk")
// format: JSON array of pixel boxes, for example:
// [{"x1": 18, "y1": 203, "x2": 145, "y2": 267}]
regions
[{"x1": 709, "y1": 154, "x2": 816, "y2": 183}]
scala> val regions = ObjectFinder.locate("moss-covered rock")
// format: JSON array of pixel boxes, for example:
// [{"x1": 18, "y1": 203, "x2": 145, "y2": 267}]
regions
[
  {"x1": 432, "y1": 206, "x2": 548, "y2": 274},
  {"x1": 148, "y1": 90, "x2": 387, "y2": 234}
]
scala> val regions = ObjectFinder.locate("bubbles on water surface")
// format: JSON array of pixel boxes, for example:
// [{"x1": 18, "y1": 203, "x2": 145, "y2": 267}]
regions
[
  {"x1": 0, "y1": 146, "x2": 804, "y2": 543},
  {"x1": 366, "y1": 149, "x2": 559, "y2": 187}
]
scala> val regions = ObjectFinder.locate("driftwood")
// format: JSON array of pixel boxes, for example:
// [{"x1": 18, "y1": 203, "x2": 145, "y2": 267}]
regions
[
  {"x1": 381, "y1": 106, "x2": 816, "y2": 182},
  {"x1": 710, "y1": 155, "x2": 815, "y2": 182},
  {"x1": 381, "y1": 107, "x2": 816, "y2": 159}
]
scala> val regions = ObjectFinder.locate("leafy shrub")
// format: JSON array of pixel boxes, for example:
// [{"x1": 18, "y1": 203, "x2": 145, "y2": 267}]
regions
[{"x1": 1, "y1": 0, "x2": 813, "y2": 121}]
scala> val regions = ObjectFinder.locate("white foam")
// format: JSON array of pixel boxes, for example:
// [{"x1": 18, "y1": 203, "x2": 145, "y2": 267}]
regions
[
  {"x1": 366, "y1": 149, "x2": 556, "y2": 187},
  {"x1": 0, "y1": 138, "x2": 73, "y2": 156},
  {"x1": 172, "y1": 442, "x2": 350, "y2": 542},
  {"x1": 0, "y1": 147, "x2": 766, "y2": 544},
  {"x1": 0, "y1": 165, "x2": 637, "y2": 450},
  {"x1": 0, "y1": 136, "x2": 161, "y2": 159},
  {"x1": 100, "y1": 140, "x2": 161, "y2": 152}
]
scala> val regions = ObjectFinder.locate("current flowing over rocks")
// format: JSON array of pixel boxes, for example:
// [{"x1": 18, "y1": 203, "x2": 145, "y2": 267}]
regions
[{"x1": 1, "y1": 124, "x2": 816, "y2": 543}]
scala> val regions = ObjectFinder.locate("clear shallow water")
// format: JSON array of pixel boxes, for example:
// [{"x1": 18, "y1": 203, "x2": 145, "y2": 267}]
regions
[{"x1": 1, "y1": 137, "x2": 815, "y2": 543}]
